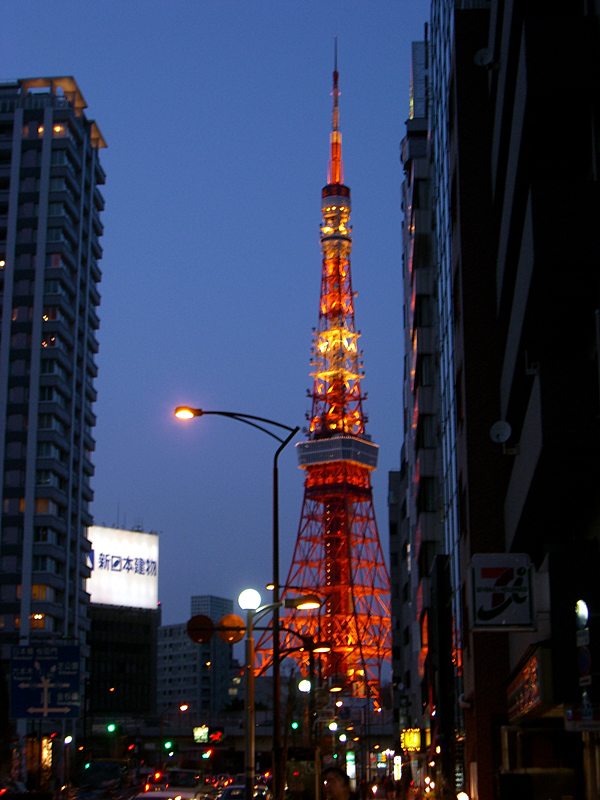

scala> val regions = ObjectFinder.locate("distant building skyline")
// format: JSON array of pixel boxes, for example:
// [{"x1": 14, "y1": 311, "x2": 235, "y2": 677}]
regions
[{"x1": 157, "y1": 595, "x2": 235, "y2": 719}]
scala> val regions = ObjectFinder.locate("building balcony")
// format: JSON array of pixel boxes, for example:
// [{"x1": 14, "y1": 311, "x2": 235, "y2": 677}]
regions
[
  {"x1": 414, "y1": 385, "x2": 436, "y2": 416},
  {"x1": 413, "y1": 266, "x2": 435, "y2": 296}
]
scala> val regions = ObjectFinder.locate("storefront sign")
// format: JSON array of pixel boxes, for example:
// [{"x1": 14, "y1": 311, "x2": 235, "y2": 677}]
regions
[{"x1": 471, "y1": 553, "x2": 533, "y2": 628}]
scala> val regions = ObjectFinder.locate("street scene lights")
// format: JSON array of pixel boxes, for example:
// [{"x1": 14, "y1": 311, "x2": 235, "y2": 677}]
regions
[
  {"x1": 174, "y1": 405, "x2": 300, "y2": 800},
  {"x1": 238, "y1": 589, "x2": 321, "y2": 800}
]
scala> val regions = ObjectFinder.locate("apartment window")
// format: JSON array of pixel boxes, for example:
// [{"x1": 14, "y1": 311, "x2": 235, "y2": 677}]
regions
[
  {"x1": 11, "y1": 332, "x2": 32, "y2": 349},
  {"x1": 12, "y1": 307, "x2": 33, "y2": 322},
  {"x1": 417, "y1": 476, "x2": 437, "y2": 513},
  {"x1": 8, "y1": 386, "x2": 28, "y2": 403},
  {"x1": 34, "y1": 527, "x2": 57, "y2": 544},
  {"x1": 415, "y1": 354, "x2": 434, "y2": 388},
  {"x1": 6, "y1": 414, "x2": 27, "y2": 430},
  {"x1": 416, "y1": 415, "x2": 437, "y2": 449},
  {"x1": 414, "y1": 295, "x2": 435, "y2": 328},
  {"x1": 19, "y1": 177, "x2": 38, "y2": 192},
  {"x1": 41, "y1": 335, "x2": 63, "y2": 350},
  {"x1": 39, "y1": 387, "x2": 55, "y2": 402},
  {"x1": 36, "y1": 470, "x2": 57, "y2": 486},
  {"x1": 413, "y1": 179, "x2": 429, "y2": 210},
  {"x1": 42, "y1": 306, "x2": 62, "y2": 323},
  {"x1": 32, "y1": 556, "x2": 57, "y2": 573},
  {"x1": 18, "y1": 202, "x2": 38, "y2": 217},
  {"x1": 1, "y1": 527, "x2": 23, "y2": 544},
  {"x1": 22, "y1": 149, "x2": 39, "y2": 167},
  {"x1": 35, "y1": 498, "x2": 58, "y2": 516},
  {"x1": 46, "y1": 253, "x2": 65, "y2": 269},
  {"x1": 38, "y1": 414, "x2": 65, "y2": 436},
  {"x1": 49, "y1": 177, "x2": 66, "y2": 191},
  {"x1": 41, "y1": 359, "x2": 67, "y2": 380},
  {"x1": 50, "y1": 150, "x2": 67, "y2": 166},
  {"x1": 32, "y1": 584, "x2": 54, "y2": 602},
  {"x1": 5, "y1": 442, "x2": 25, "y2": 459},
  {"x1": 4, "y1": 470, "x2": 25, "y2": 487},
  {"x1": 1, "y1": 555, "x2": 22, "y2": 571},
  {"x1": 30, "y1": 613, "x2": 52, "y2": 630}
]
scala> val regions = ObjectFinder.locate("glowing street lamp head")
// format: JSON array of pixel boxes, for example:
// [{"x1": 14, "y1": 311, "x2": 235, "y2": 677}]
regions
[
  {"x1": 287, "y1": 594, "x2": 321, "y2": 610},
  {"x1": 174, "y1": 407, "x2": 197, "y2": 419},
  {"x1": 298, "y1": 679, "x2": 311, "y2": 693},
  {"x1": 238, "y1": 588, "x2": 262, "y2": 610}
]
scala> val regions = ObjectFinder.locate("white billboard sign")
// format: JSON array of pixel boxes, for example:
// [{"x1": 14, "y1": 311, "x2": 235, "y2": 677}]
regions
[{"x1": 87, "y1": 526, "x2": 158, "y2": 609}]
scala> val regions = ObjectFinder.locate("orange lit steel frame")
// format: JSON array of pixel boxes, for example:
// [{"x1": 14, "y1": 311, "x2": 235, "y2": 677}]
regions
[{"x1": 255, "y1": 58, "x2": 390, "y2": 709}]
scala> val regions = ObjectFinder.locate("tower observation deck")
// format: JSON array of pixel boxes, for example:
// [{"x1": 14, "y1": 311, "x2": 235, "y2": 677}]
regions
[{"x1": 256, "y1": 53, "x2": 391, "y2": 710}]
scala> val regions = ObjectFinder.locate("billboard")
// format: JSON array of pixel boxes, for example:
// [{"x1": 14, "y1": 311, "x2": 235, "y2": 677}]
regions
[{"x1": 87, "y1": 526, "x2": 158, "y2": 609}]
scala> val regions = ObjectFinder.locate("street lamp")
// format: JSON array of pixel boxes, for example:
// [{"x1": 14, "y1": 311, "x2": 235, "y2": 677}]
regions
[
  {"x1": 174, "y1": 405, "x2": 300, "y2": 800},
  {"x1": 238, "y1": 589, "x2": 321, "y2": 800},
  {"x1": 63, "y1": 736, "x2": 72, "y2": 789}
]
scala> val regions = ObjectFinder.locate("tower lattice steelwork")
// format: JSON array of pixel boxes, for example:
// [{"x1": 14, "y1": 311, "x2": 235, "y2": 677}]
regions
[{"x1": 256, "y1": 57, "x2": 391, "y2": 708}]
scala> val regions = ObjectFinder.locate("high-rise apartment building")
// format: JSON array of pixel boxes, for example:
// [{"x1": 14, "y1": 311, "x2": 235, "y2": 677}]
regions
[{"x1": 0, "y1": 77, "x2": 105, "y2": 658}]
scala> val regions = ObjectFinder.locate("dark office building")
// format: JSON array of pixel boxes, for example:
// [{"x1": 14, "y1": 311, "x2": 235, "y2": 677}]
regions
[
  {"x1": 88, "y1": 604, "x2": 160, "y2": 715},
  {"x1": 399, "y1": 3, "x2": 600, "y2": 798}
]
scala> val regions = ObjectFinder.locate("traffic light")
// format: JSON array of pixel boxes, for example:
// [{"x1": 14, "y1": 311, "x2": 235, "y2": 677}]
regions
[
  {"x1": 208, "y1": 727, "x2": 225, "y2": 743},
  {"x1": 291, "y1": 721, "x2": 299, "y2": 730},
  {"x1": 107, "y1": 723, "x2": 117, "y2": 733},
  {"x1": 164, "y1": 740, "x2": 173, "y2": 750}
]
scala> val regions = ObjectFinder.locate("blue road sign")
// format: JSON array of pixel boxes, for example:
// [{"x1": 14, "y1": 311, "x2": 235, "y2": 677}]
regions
[{"x1": 10, "y1": 644, "x2": 80, "y2": 719}]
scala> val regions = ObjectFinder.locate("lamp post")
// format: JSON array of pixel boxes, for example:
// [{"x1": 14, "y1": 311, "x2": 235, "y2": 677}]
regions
[
  {"x1": 174, "y1": 406, "x2": 300, "y2": 800},
  {"x1": 63, "y1": 735, "x2": 72, "y2": 789},
  {"x1": 238, "y1": 590, "x2": 321, "y2": 800}
]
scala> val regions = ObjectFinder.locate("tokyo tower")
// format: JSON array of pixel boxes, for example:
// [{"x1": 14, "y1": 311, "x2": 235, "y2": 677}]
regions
[{"x1": 257, "y1": 53, "x2": 391, "y2": 708}]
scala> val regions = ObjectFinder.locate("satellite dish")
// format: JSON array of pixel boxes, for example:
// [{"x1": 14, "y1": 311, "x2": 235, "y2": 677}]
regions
[{"x1": 490, "y1": 420, "x2": 512, "y2": 444}]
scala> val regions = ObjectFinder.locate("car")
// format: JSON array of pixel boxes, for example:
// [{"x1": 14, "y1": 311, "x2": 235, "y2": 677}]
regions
[
  {"x1": 143, "y1": 770, "x2": 168, "y2": 790},
  {"x1": 218, "y1": 788, "x2": 246, "y2": 800},
  {"x1": 218, "y1": 785, "x2": 272, "y2": 800},
  {"x1": 164, "y1": 771, "x2": 205, "y2": 795},
  {"x1": 80, "y1": 760, "x2": 131, "y2": 792},
  {"x1": 135, "y1": 791, "x2": 200, "y2": 800}
]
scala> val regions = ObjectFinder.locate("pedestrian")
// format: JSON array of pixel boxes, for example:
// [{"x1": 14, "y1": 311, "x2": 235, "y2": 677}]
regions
[
  {"x1": 323, "y1": 767, "x2": 359, "y2": 800},
  {"x1": 384, "y1": 774, "x2": 396, "y2": 800}
]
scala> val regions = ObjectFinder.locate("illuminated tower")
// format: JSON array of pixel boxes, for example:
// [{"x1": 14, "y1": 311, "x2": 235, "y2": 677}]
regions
[{"x1": 258, "y1": 55, "x2": 391, "y2": 707}]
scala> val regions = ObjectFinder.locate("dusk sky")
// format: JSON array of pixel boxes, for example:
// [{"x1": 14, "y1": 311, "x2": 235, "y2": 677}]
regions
[{"x1": 2, "y1": 1, "x2": 429, "y2": 626}]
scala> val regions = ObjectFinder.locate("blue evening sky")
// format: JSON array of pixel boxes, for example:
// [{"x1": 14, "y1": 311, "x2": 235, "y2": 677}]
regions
[{"x1": 2, "y1": 1, "x2": 429, "y2": 625}]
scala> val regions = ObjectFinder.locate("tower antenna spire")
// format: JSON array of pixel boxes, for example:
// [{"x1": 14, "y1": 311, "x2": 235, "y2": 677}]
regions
[{"x1": 329, "y1": 36, "x2": 342, "y2": 183}]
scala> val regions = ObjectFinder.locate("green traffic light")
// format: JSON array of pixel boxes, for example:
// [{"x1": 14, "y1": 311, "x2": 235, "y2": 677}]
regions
[
  {"x1": 164, "y1": 740, "x2": 173, "y2": 749},
  {"x1": 107, "y1": 723, "x2": 116, "y2": 733},
  {"x1": 291, "y1": 721, "x2": 299, "y2": 730}
]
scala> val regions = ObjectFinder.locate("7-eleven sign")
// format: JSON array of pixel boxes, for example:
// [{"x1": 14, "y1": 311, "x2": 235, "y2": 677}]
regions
[{"x1": 471, "y1": 554, "x2": 534, "y2": 629}]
